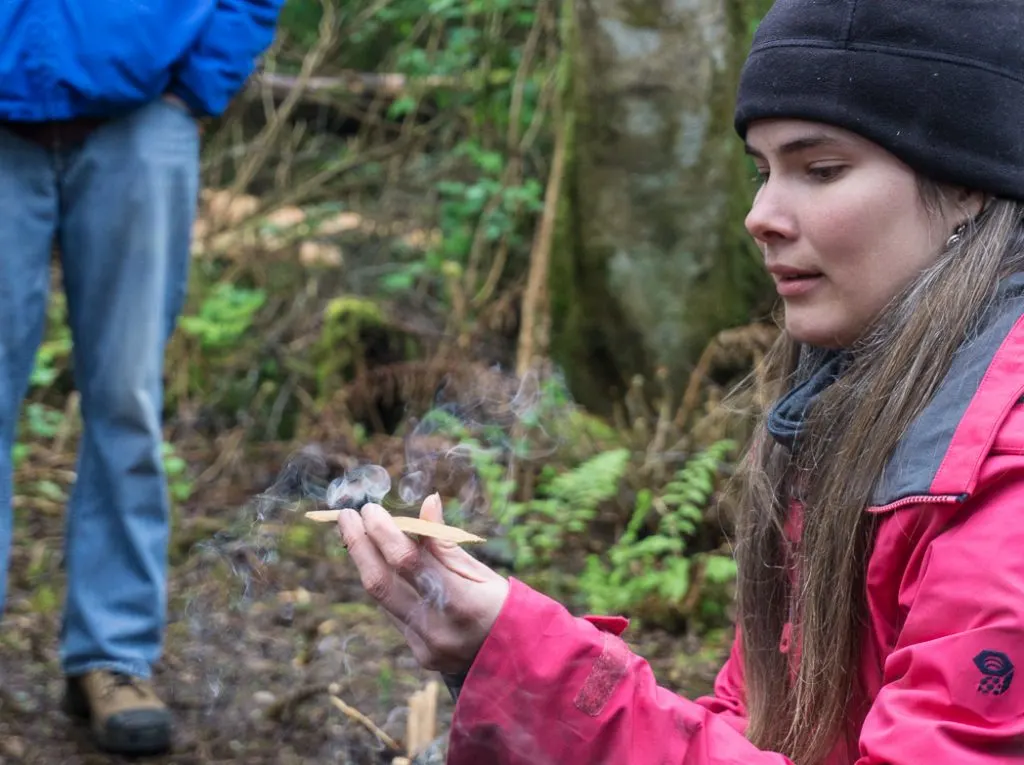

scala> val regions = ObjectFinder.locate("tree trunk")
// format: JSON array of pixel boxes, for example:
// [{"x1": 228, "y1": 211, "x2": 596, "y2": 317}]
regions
[{"x1": 550, "y1": 0, "x2": 774, "y2": 413}]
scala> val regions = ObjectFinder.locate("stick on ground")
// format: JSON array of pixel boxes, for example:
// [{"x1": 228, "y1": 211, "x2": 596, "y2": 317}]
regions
[
  {"x1": 329, "y1": 694, "x2": 401, "y2": 752},
  {"x1": 406, "y1": 681, "x2": 439, "y2": 757}
]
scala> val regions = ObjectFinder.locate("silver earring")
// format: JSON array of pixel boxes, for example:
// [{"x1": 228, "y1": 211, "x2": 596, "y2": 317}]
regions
[{"x1": 947, "y1": 222, "x2": 967, "y2": 247}]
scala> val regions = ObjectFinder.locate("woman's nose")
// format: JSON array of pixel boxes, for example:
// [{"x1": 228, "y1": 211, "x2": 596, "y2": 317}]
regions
[{"x1": 744, "y1": 182, "x2": 796, "y2": 245}]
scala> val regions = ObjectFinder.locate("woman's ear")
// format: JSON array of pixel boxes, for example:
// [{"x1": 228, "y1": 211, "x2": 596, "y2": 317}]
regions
[{"x1": 956, "y1": 188, "x2": 988, "y2": 219}]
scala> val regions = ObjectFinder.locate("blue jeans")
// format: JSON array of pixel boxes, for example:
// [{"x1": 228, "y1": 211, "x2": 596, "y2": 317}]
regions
[{"x1": 0, "y1": 99, "x2": 198, "y2": 678}]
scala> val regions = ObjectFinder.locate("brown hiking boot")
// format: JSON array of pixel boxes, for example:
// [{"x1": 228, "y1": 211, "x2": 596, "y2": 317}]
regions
[{"x1": 63, "y1": 671, "x2": 172, "y2": 755}]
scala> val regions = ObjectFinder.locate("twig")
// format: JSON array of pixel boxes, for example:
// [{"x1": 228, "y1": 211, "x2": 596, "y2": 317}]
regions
[
  {"x1": 642, "y1": 366, "x2": 675, "y2": 480},
  {"x1": 329, "y1": 694, "x2": 401, "y2": 752},
  {"x1": 507, "y1": 3, "x2": 545, "y2": 150},
  {"x1": 265, "y1": 372, "x2": 298, "y2": 441},
  {"x1": 275, "y1": 115, "x2": 444, "y2": 210},
  {"x1": 53, "y1": 391, "x2": 80, "y2": 454},
  {"x1": 198, "y1": 118, "x2": 444, "y2": 262},
  {"x1": 675, "y1": 339, "x2": 719, "y2": 432},
  {"x1": 263, "y1": 682, "x2": 335, "y2": 722},
  {"x1": 11, "y1": 496, "x2": 63, "y2": 515},
  {"x1": 466, "y1": 0, "x2": 551, "y2": 309},
  {"x1": 471, "y1": 236, "x2": 509, "y2": 308},
  {"x1": 521, "y1": 3, "x2": 561, "y2": 153},
  {"x1": 227, "y1": 0, "x2": 339, "y2": 203},
  {"x1": 387, "y1": 19, "x2": 444, "y2": 186},
  {"x1": 463, "y1": 189, "x2": 508, "y2": 306},
  {"x1": 514, "y1": 67, "x2": 566, "y2": 376}
]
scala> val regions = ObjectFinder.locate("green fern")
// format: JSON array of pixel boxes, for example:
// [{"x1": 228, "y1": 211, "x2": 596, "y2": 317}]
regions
[
  {"x1": 659, "y1": 438, "x2": 736, "y2": 536},
  {"x1": 503, "y1": 447, "x2": 630, "y2": 569},
  {"x1": 578, "y1": 439, "x2": 737, "y2": 619},
  {"x1": 550, "y1": 449, "x2": 628, "y2": 505}
]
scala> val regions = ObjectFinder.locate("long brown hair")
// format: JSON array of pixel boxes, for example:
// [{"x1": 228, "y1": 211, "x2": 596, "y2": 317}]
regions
[{"x1": 733, "y1": 190, "x2": 1024, "y2": 764}]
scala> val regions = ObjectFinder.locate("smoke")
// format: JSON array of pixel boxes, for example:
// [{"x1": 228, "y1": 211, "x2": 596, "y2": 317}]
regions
[
  {"x1": 231, "y1": 365, "x2": 573, "y2": 529},
  {"x1": 174, "y1": 364, "x2": 577, "y2": 756},
  {"x1": 182, "y1": 363, "x2": 574, "y2": 616},
  {"x1": 325, "y1": 464, "x2": 392, "y2": 510},
  {"x1": 387, "y1": 366, "x2": 568, "y2": 518},
  {"x1": 414, "y1": 569, "x2": 449, "y2": 611}
]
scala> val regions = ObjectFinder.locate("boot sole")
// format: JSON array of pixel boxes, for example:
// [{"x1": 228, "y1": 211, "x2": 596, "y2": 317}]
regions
[
  {"x1": 64, "y1": 682, "x2": 172, "y2": 756},
  {"x1": 96, "y1": 710, "x2": 172, "y2": 756}
]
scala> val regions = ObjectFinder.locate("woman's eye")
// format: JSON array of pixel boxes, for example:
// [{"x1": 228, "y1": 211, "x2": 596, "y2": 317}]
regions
[
  {"x1": 808, "y1": 165, "x2": 846, "y2": 182},
  {"x1": 751, "y1": 169, "x2": 769, "y2": 186}
]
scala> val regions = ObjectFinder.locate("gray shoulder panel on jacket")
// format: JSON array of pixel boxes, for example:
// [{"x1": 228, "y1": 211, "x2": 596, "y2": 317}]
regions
[{"x1": 871, "y1": 273, "x2": 1024, "y2": 507}]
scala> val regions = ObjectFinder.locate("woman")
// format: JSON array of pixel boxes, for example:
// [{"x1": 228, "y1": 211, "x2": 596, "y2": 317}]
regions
[{"x1": 339, "y1": 1, "x2": 1024, "y2": 762}]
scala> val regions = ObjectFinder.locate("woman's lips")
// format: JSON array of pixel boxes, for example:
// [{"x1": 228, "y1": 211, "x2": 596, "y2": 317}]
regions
[
  {"x1": 766, "y1": 264, "x2": 824, "y2": 298},
  {"x1": 773, "y1": 273, "x2": 824, "y2": 297}
]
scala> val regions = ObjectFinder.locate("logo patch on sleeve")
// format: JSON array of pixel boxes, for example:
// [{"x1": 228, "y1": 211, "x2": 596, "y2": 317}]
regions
[
  {"x1": 974, "y1": 650, "x2": 1014, "y2": 696},
  {"x1": 574, "y1": 633, "x2": 630, "y2": 716}
]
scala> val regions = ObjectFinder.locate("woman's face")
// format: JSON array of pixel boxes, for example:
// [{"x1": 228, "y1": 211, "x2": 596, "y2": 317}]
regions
[{"x1": 744, "y1": 119, "x2": 974, "y2": 348}]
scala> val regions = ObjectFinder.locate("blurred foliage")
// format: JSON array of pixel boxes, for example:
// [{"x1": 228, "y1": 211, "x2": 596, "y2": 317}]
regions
[{"x1": 10, "y1": 0, "x2": 768, "y2": 636}]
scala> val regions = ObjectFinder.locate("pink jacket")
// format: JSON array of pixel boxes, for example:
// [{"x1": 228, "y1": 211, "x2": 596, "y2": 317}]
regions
[{"x1": 447, "y1": 287, "x2": 1024, "y2": 764}]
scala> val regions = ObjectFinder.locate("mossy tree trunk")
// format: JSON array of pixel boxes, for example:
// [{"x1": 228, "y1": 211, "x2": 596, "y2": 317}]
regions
[{"x1": 550, "y1": 0, "x2": 774, "y2": 412}]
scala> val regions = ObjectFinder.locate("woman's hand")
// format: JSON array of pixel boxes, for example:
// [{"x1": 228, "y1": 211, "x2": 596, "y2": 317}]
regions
[{"x1": 338, "y1": 493, "x2": 510, "y2": 675}]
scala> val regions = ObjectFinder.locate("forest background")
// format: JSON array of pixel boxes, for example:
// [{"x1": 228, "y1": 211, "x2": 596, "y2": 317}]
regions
[{"x1": 0, "y1": 0, "x2": 778, "y2": 762}]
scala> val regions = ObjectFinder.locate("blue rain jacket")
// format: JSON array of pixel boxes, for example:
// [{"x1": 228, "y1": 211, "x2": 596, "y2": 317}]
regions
[{"x1": 0, "y1": 1, "x2": 284, "y2": 121}]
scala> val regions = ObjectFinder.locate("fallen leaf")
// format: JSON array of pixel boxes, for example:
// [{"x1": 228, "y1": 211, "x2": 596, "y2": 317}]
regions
[
  {"x1": 265, "y1": 206, "x2": 307, "y2": 228},
  {"x1": 316, "y1": 211, "x2": 363, "y2": 235},
  {"x1": 299, "y1": 241, "x2": 344, "y2": 267}
]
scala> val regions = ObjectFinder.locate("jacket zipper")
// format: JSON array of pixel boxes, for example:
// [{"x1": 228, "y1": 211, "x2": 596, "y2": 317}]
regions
[{"x1": 866, "y1": 493, "x2": 967, "y2": 514}]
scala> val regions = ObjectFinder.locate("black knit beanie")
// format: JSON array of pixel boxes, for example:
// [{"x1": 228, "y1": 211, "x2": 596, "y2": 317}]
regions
[{"x1": 734, "y1": 0, "x2": 1024, "y2": 201}]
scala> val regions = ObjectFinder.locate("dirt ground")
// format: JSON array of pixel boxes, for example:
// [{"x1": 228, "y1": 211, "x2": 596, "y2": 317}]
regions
[{"x1": 0, "y1": 441, "x2": 729, "y2": 764}]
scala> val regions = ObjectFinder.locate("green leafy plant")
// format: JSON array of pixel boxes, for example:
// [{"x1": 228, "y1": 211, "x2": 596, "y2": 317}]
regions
[
  {"x1": 30, "y1": 295, "x2": 72, "y2": 388},
  {"x1": 358, "y1": 0, "x2": 552, "y2": 318},
  {"x1": 169, "y1": 281, "x2": 271, "y2": 411},
  {"x1": 311, "y1": 295, "x2": 384, "y2": 395},
  {"x1": 162, "y1": 441, "x2": 194, "y2": 504},
  {"x1": 15, "y1": 403, "x2": 68, "y2": 490},
  {"x1": 179, "y1": 283, "x2": 267, "y2": 351},
  {"x1": 24, "y1": 403, "x2": 63, "y2": 439},
  {"x1": 407, "y1": 378, "x2": 624, "y2": 572},
  {"x1": 578, "y1": 439, "x2": 737, "y2": 622},
  {"x1": 500, "y1": 448, "x2": 630, "y2": 569}
]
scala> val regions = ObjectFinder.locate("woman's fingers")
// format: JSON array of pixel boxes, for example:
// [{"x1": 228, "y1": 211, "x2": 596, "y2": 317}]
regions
[
  {"x1": 361, "y1": 503, "x2": 426, "y2": 577},
  {"x1": 338, "y1": 507, "x2": 422, "y2": 619},
  {"x1": 351, "y1": 501, "x2": 470, "y2": 597},
  {"x1": 340, "y1": 497, "x2": 510, "y2": 676}
]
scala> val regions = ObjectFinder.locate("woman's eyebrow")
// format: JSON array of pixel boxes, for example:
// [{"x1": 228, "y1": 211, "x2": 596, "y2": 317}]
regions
[{"x1": 745, "y1": 134, "x2": 844, "y2": 159}]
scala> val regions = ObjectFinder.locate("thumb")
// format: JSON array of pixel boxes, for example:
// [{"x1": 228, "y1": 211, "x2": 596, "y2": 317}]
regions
[
  {"x1": 418, "y1": 493, "x2": 491, "y2": 582},
  {"x1": 419, "y1": 492, "x2": 459, "y2": 553},
  {"x1": 419, "y1": 492, "x2": 445, "y2": 524}
]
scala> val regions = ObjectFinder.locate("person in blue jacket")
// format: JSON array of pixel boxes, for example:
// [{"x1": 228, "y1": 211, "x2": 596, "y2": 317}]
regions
[{"x1": 0, "y1": 1, "x2": 284, "y2": 756}]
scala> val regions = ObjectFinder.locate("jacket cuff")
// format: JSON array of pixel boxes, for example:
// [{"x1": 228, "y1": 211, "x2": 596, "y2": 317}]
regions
[
  {"x1": 441, "y1": 671, "x2": 468, "y2": 702},
  {"x1": 448, "y1": 578, "x2": 612, "y2": 751}
]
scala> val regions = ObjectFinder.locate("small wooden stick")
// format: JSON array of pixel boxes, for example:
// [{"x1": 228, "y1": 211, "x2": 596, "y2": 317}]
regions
[
  {"x1": 406, "y1": 681, "x2": 439, "y2": 757},
  {"x1": 407, "y1": 689, "x2": 421, "y2": 758},
  {"x1": 329, "y1": 694, "x2": 401, "y2": 752},
  {"x1": 305, "y1": 510, "x2": 486, "y2": 544}
]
